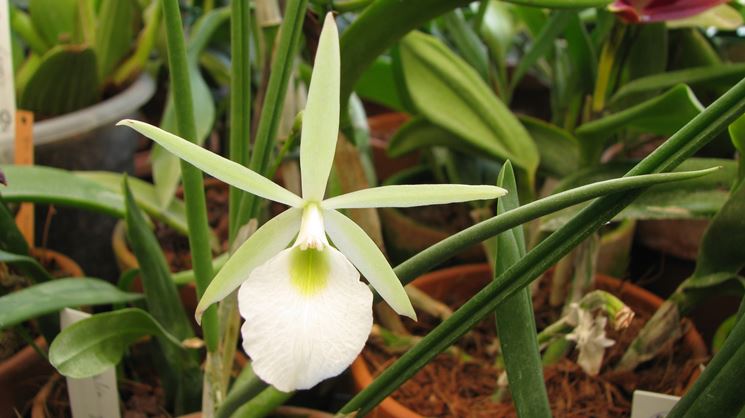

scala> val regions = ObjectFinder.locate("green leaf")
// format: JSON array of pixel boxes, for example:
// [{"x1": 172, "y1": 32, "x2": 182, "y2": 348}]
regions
[
  {"x1": 576, "y1": 84, "x2": 704, "y2": 149},
  {"x1": 510, "y1": 10, "x2": 572, "y2": 92},
  {"x1": 19, "y1": 45, "x2": 99, "y2": 117},
  {"x1": 0, "y1": 249, "x2": 55, "y2": 283},
  {"x1": 0, "y1": 198, "x2": 30, "y2": 255},
  {"x1": 152, "y1": 7, "x2": 229, "y2": 208},
  {"x1": 667, "y1": 311, "x2": 745, "y2": 417},
  {"x1": 502, "y1": 0, "x2": 611, "y2": 7},
  {"x1": 300, "y1": 14, "x2": 341, "y2": 201},
  {"x1": 49, "y1": 308, "x2": 185, "y2": 378},
  {"x1": 0, "y1": 165, "x2": 188, "y2": 234},
  {"x1": 729, "y1": 114, "x2": 745, "y2": 184},
  {"x1": 520, "y1": 115, "x2": 580, "y2": 178},
  {"x1": 400, "y1": 31, "x2": 539, "y2": 177},
  {"x1": 620, "y1": 23, "x2": 667, "y2": 86},
  {"x1": 76, "y1": 171, "x2": 189, "y2": 235},
  {"x1": 611, "y1": 63, "x2": 745, "y2": 105},
  {"x1": 493, "y1": 161, "x2": 551, "y2": 418},
  {"x1": 123, "y1": 178, "x2": 194, "y2": 342},
  {"x1": 542, "y1": 159, "x2": 735, "y2": 229},
  {"x1": 387, "y1": 116, "x2": 474, "y2": 157},
  {"x1": 29, "y1": 0, "x2": 77, "y2": 47},
  {"x1": 694, "y1": 179, "x2": 745, "y2": 277},
  {"x1": 94, "y1": 0, "x2": 134, "y2": 81},
  {"x1": 354, "y1": 56, "x2": 404, "y2": 111},
  {"x1": 442, "y1": 9, "x2": 489, "y2": 82},
  {"x1": 0, "y1": 278, "x2": 144, "y2": 330}
]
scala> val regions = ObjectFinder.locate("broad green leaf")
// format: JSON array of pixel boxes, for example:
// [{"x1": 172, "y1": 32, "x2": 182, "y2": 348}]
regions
[
  {"x1": 399, "y1": 31, "x2": 539, "y2": 178},
  {"x1": 118, "y1": 120, "x2": 304, "y2": 207},
  {"x1": 354, "y1": 56, "x2": 404, "y2": 111},
  {"x1": 0, "y1": 278, "x2": 144, "y2": 330},
  {"x1": 19, "y1": 46, "x2": 99, "y2": 117},
  {"x1": 152, "y1": 7, "x2": 230, "y2": 208},
  {"x1": 542, "y1": 159, "x2": 734, "y2": 230},
  {"x1": 196, "y1": 208, "x2": 302, "y2": 321},
  {"x1": 620, "y1": 23, "x2": 667, "y2": 86},
  {"x1": 520, "y1": 115, "x2": 580, "y2": 178},
  {"x1": 9, "y1": 6, "x2": 49, "y2": 55},
  {"x1": 76, "y1": 171, "x2": 189, "y2": 235},
  {"x1": 123, "y1": 178, "x2": 194, "y2": 342},
  {"x1": 29, "y1": 0, "x2": 76, "y2": 47},
  {"x1": 301, "y1": 14, "x2": 341, "y2": 201},
  {"x1": 576, "y1": 84, "x2": 703, "y2": 145},
  {"x1": 611, "y1": 63, "x2": 745, "y2": 105},
  {"x1": 49, "y1": 308, "x2": 185, "y2": 378},
  {"x1": 94, "y1": 0, "x2": 134, "y2": 81},
  {"x1": 322, "y1": 184, "x2": 506, "y2": 210},
  {"x1": 323, "y1": 209, "x2": 415, "y2": 319},
  {"x1": 0, "y1": 165, "x2": 188, "y2": 234},
  {"x1": 387, "y1": 117, "x2": 474, "y2": 157}
]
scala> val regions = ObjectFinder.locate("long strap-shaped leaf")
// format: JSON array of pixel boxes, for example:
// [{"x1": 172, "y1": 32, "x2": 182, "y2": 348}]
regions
[
  {"x1": 338, "y1": 76, "x2": 745, "y2": 418},
  {"x1": 493, "y1": 161, "x2": 551, "y2": 417}
]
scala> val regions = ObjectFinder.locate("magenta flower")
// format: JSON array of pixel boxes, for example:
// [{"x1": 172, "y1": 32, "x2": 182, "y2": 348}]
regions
[{"x1": 609, "y1": 0, "x2": 730, "y2": 23}]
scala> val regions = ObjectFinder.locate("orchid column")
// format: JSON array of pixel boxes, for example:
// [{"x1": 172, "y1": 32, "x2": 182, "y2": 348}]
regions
[{"x1": 120, "y1": 13, "x2": 506, "y2": 392}]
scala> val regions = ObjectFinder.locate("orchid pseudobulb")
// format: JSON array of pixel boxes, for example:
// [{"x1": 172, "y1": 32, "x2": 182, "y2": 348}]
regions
[{"x1": 118, "y1": 13, "x2": 506, "y2": 392}]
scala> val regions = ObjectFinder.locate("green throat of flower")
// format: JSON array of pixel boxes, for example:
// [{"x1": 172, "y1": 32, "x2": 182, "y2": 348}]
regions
[{"x1": 289, "y1": 247, "x2": 330, "y2": 296}]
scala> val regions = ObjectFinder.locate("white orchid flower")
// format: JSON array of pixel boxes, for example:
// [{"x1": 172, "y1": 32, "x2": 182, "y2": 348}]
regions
[
  {"x1": 118, "y1": 13, "x2": 506, "y2": 392},
  {"x1": 565, "y1": 304, "x2": 615, "y2": 376}
]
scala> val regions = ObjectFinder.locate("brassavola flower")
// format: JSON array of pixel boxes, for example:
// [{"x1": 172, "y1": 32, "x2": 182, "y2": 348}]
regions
[
  {"x1": 118, "y1": 13, "x2": 506, "y2": 392},
  {"x1": 565, "y1": 304, "x2": 615, "y2": 376}
]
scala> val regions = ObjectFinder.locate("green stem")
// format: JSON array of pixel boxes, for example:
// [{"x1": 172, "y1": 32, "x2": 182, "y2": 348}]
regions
[
  {"x1": 160, "y1": 0, "x2": 217, "y2": 352},
  {"x1": 228, "y1": 0, "x2": 252, "y2": 240},
  {"x1": 339, "y1": 77, "x2": 745, "y2": 418},
  {"x1": 229, "y1": 387, "x2": 293, "y2": 418},
  {"x1": 237, "y1": 0, "x2": 308, "y2": 227}
]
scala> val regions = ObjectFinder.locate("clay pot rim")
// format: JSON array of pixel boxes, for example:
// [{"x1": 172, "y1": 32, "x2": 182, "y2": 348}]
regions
[{"x1": 351, "y1": 263, "x2": 708, "y2": 418}]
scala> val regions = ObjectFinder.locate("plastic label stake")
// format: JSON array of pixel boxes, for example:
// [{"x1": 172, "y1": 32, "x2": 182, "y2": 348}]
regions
[
  {"x1": 631, "y1": 390, "x2": 680, "y2": 418},
  {"x1": 60, "y1": 308, "x2": 122, "y2": 418},
  {"x1": 0, "y1": 0, "x2": 16, "y2": 157}
]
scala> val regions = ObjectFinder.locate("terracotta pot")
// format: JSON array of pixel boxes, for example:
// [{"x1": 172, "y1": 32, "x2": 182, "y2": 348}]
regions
[
  {"x1": 368, "y1": 113, "x2": 419, "y2": 183},
  {"x1": 351, "y1": 264, "x2": 707, "y2": 418},
  {"x1": 637, "y1": 219, "x2": 708, "y2": 261},
  {"x1": 0, "y1": 249, "x2": 83, "y2": 418}
]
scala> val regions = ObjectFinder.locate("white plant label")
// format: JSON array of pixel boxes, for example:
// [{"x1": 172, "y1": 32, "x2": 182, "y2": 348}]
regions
[
  {"x1": 0, "y1": 0, "x2": 16, "y2": 149},
  {"x1": 631, "y1": 390, "x2": 681, "y2": 418},
  {"x1": 60, "y1": 308, "x2": 122, "y2": 418}
]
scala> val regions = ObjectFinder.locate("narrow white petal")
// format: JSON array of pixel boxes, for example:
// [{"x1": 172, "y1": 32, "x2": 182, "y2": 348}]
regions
[
  {"x1": 323, "y1": 209, "x2": 416, "y2": 319},
  {"x1": 300, "y1": 13, "x2": 340, "y2": 201},
  {"x1": 321, "y1": 184, "x2": 507, "y2": 209},
  {"x1": 118, "y1": 120, "x2": 303, "y2": 207},
  {"x1": 195, "y1": 208, "x2": 302, "y2": 322},
  {"x1": 239, "y1": 246, "x2": 372, "y2": 392}
]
